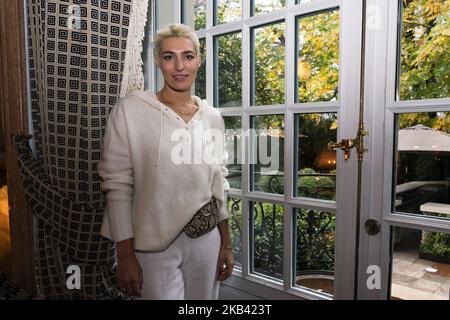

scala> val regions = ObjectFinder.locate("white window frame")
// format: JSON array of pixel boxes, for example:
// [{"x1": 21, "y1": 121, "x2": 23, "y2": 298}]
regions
[
  {"x1": 146, "y1": 0, "x2": 366, "y2": 300},
  {"x1": 357, "y1": 0, "x2": 450, "y2": 300}
]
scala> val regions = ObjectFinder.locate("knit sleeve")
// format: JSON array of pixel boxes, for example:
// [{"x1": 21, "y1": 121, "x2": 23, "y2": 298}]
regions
[
  {"x1": 98, "y1": 102, "x2": 134, "y2": 243},
  {"x1": 212, "y1": 110, "x2": 230, "y2": 222}
]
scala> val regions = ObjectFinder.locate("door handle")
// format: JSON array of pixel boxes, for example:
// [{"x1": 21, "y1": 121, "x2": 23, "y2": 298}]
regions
[
  {"x1": 364, "y1": 219, "x2": 381, "y2": 236},
  {"x1": 328, "y1": 139, "x2": 355, "y2": 161},
  {"x1": 328, "y1": 128, "x2": 368, "y2": 161}
]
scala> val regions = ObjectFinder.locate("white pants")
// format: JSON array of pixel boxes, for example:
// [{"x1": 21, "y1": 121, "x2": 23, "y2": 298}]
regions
[{"x1": 135, "y1": 227, "x2": 221, "y2": 300}]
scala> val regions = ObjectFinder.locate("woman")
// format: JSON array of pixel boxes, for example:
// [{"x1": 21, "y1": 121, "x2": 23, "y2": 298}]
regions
[{"x1": 98, "y1": 23, "x2": 234, "y2": 300}]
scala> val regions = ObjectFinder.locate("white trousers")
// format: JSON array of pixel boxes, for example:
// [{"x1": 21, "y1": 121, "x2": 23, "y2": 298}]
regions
[{"x1": 135, "y1": 227, "x2": 221, "y2": 300}]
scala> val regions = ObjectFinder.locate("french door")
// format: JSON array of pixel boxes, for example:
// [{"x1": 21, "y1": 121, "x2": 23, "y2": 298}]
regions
[{"x1": 147, "y1": 0, "x2": 450, "y2": 300}]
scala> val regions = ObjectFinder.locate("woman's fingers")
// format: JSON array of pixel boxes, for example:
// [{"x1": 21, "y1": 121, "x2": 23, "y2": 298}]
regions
[
  {"x1": 217, "y1": 260, "x2": 234, "y2": 281},
  {"x1": 132, "y1": 278, "x2": 141, "y2": 297}
]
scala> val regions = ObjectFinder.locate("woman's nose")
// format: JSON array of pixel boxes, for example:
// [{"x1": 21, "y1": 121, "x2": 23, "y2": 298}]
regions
[{"x1": 175, "y1": 58, "x2": 184, "y2": 71}]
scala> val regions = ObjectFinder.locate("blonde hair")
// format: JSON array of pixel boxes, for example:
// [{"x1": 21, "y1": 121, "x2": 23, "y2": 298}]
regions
[{"x1": 153, "y1": 23, "x2": 200, "y2": 59}]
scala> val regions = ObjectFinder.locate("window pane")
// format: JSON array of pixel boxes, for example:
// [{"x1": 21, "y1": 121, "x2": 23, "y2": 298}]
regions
[
  {"x1": 399, "y1": 0, "x2": 450, "y2": 100},
  {"x1": 251, "y1": 115, "x2": 285, "y2": 194},
  {"x1": 294, "y1": 208, "x2": 335, "y2": 296},
  {"x1": 155, "y1": 0, "x2": 177, "y2": 31},
  {"x1": 215, "y1": 32, "x2": 242, "y2": 107},
  {"x1": 195, "y1": 38, "x2": 206, "y2": 99},
  {"x1": 216, "y1": 0, "x2": 241, "y2": 25},
  {"x1": 252, "y1": 0, "x2": 285, "y2": 16},
  {"x1": 224, "y1": 116, "x2": 242, "y2": 189},
  {"x1": 295, "y1": 113, "x2": 337, "y2": 201},
  {"x1": 251, "y1": 201, "x2": 284, "y2": 280},
  {"x1": 296, "y1": 10, "x2": 340, "y2": 103},
  {"x1": 391, "y1": 226, "x2": 450, "y2": 300},
  {"x1": 394, "y1": 112, "x2": 450, "y2": 218},
  {"x1": 228, "y1": 197, "x2": 243, "y2": 266},
  {"x1": 182, "y1": 0, "x2": 207, "y2": 30},
  {"x1": 252, "y1": 22, "x2": 286, "y2": 106}
]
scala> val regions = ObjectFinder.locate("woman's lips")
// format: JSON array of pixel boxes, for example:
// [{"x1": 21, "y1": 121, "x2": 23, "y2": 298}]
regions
[{"x1": 173, "y1": 74, "x2": 188, "y2": 81}]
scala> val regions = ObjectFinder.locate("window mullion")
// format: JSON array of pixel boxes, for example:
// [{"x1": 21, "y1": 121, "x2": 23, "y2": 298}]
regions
[
  {"x1": 207, "y1": 0, "x2": 214, "y2": 28},
  {"x1": 284, "y1": 5, "x2": 295, "y2": 292},
  {"x1": 206, "y1": 30, "x2": 213, "y2": 107},
  {"x1": 174, "y1": 0, "x2": 181, "y2": 23}
]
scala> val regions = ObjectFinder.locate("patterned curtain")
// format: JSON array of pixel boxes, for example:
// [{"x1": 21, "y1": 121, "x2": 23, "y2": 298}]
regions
[{"x1": 17, "y1": 0, "x2": 149, "y2": 299}]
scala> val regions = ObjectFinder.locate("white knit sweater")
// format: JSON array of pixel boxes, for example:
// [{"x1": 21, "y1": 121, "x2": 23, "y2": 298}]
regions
[{"x1": 99, "y1": 90, "x2": 230, "y2": 251}]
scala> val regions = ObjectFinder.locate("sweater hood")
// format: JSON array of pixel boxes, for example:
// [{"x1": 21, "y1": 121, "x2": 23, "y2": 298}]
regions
[{"x1": 127, "y1": 90, "x2": 207, "y2": 167}]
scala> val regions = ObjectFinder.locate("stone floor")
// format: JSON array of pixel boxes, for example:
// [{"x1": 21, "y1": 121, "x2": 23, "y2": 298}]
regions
[{"x1": 391, "y1": 250, "x2": 450, "y2": 300}]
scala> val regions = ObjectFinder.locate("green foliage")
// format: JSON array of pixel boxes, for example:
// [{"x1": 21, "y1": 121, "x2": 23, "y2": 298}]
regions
[
  {"x1": 400, "y1": 0, "x2": 450, "y2": 100},
  {"x1": 252, "y1": 202, "x2": 284, "y2": 278},
  {"x1": 398, "y1": 112, "x2": 450, "y2": 131},
  {"x1": 254, "y1": 0, "x2": 285, "y2": 15},
  {"x1": 298, "y1": 168, "x2": 335, "y2": 200},
  {"x1": 217, "y1": 32, "x2": 242, "y2": 107},
  {"x1": 257, "y1": 173, "x2": 284, "y2": 194},
  {"x1": 420, "y1": 231, "x2": 450, "y2": 261},
  {"x1": 228, "y1": 198, "x2": 243, "y2": 263},
  {"x1": 195, "y1": 38, "x2": 206, "y2": 99},
  {"x1": 297, "y1": 10, "x2": 340, "y2": 102},
  {"x1": 193, "y1": 0, "x2": 206, "y2": 30},
  {"x1": 254, "y1": 23, "x2": 286, "y2": 105},
  {"x1": 296, "y1": 208, "x2": 335, "y2": 272}
]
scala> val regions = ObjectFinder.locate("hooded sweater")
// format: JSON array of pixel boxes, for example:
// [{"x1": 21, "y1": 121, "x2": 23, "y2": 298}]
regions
[{"x1": 98, "y1": 90, "x2": 230, "y2": 252}]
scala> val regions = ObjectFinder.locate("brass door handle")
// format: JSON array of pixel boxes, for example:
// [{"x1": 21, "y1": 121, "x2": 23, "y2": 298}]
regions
[
  {"x1": 328, "y1": 139, "x2": 355, "y2": 160},
  {"x1": 328, "y1": 129, "x2": 368, "y2": 161}
]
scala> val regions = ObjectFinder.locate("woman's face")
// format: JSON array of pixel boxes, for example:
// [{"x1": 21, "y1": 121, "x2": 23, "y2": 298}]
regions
[{"x1": 157, "y1": 36, "x2": 200, "y2": 93}]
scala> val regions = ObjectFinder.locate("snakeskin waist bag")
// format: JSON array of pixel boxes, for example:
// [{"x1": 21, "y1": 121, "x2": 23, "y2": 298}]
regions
[{"x1": 183, "y1": 198, "x2": 220, "y2": 238}]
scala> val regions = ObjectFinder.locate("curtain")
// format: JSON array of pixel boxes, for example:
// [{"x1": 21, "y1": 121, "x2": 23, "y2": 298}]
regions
[{"x1": 17, "y1": 0, "x2": 149, "y2": 299}]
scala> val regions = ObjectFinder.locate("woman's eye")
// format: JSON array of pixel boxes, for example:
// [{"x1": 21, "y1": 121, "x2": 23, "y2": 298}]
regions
[
  {"x1": 163, "y1": 55, "x2": 172, "y2": 60},
  {"x1": 185, "y1": 55, "x2": 194, "y2": 60}
]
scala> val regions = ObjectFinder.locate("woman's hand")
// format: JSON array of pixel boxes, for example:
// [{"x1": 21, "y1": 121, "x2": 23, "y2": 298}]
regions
[
  {"x1": 217, "y1": 220, "x2": 234, "y2": 281},
  {"x1": 116, "y1": 239, "x2": 143, "y2": 298},
  {"x1": 216, "y1": 247, "x2": 234, "y2": 281}
]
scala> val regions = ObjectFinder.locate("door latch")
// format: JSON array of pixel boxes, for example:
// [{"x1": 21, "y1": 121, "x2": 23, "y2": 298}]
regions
[
  {"x1": 328, "y1": 126, "x2": 368, "y2": 161},
  {"x1": 328, "y1": 139, "x2": 354, "y2": 161}
]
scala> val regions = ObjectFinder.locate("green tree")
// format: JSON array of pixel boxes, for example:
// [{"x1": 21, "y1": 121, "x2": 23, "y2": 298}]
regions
[
  {"x1": 400, "y1": 0, "x2": 450, "y2": 100},
  {"x1": 297, "y1": 10, "x2": 340, "y2": 102}
]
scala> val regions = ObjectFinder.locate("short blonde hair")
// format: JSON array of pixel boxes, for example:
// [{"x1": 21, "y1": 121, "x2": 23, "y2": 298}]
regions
[{"x1": 154, "y1": 23, "x2": 200, "y2": 59}]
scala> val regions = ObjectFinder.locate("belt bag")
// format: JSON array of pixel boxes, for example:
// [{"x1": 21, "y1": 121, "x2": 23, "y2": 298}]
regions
[{"x1": 183, "y1": 198, "x2": 220, "y2": 238}]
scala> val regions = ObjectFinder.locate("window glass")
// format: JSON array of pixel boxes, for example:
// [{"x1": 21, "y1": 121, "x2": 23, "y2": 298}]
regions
[
  {"x1": 251, "y1": 115, "x2": 285, "y2": 195},
  {"x1": 215, "y1": 32, "x2": 242, "y2": 107},
  {"x1": 394, "y1": 112, "x2": 450, "y2": 218},
  {"x1": 295, "y1": 113, "x2": 337, "y2": 201},
  {"x1": 391, "y1": 226, "x2": 450, "y2": 300},
  {"x1": 216, "y1": 0, "x2": 241, "y2": 25},
  {"x1": 224, "y1": 116, "x2": 243, "y2": 189},
  {"x1": 182, "y1": 0, "x2": 207, "y2": 30},
  {"x1": 195, "y1": 38, "x2": 206, "y2": 99},
  {"x1": 252, "y1": 22, "x2": 286, "y2": 106},
  {"x1": 398, "y1": 0, "x2": 449, "y2": 100},
  {"x1": 251, "y1": 201, "x2": 284, "y2": 280},
  {"x1": 252, "y1": 0, "x2": 285, "y2": 16},
  {"x1": 296, "y1": 10, "x2": 340, "y2": 103},
  {"x1": 294, "y1": 208, "x2": 335, "y2": 296}
]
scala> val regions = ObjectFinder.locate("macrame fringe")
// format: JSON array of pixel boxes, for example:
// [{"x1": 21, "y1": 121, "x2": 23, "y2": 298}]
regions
[{"x1": 120, "y1": 0, "x2": 150, "y2": 97}]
